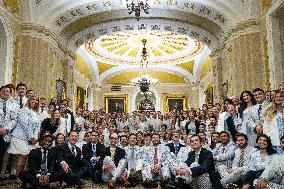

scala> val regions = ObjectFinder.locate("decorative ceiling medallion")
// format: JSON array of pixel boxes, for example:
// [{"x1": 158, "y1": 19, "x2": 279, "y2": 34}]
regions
[{"x1": 85, "y1": 30, "x2": 204, "y2": 65}]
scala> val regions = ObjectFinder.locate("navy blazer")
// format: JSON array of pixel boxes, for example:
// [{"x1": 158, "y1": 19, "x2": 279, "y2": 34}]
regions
[
  {"x1": 99, "y1": 146, "x2": 125, "y2": 168},
  {"x1": 82, "y1": 142, "x2": 104, "y2": 162},
  {"x1": 185, "y1": 148, "x2": 223, "y2": 189},
  {"x1": 27, "y1": 147, "x2": 57, "y2": 176},
  {"x1": 56, "y1": 143, "x2": 86, "y2": 171},
  {"x1": 166, "y1": 142, "x2": 185, "y2": 155}
]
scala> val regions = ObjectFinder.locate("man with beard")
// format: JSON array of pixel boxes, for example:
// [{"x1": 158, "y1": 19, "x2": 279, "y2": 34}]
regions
[
  {"x1": 142, "y1": 133, "x2": 172, "y2": 188},
  {"x1": 220, "y1": 133, "x2": 256, "y2": 188},
  {"x1": 99, "y1": 132, "x2": 129, "y2": 188},
  {"x1": 124, "y1": 133, "x2": 143, "y2": 187}
]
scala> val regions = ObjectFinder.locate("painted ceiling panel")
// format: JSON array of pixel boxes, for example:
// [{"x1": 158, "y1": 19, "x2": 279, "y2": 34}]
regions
[
  {"x1": 176, "y1": 61, "x2": 195, "y2": 74},
  {"x1": 200, "y1": 56, "x2": 213, "y2": 80},
  {"x1": 97, "y1": 61, "x2": 117, "y2": 75},
  {"x1": 75, "y1": 54, "x2": 92, "y2": 80}
]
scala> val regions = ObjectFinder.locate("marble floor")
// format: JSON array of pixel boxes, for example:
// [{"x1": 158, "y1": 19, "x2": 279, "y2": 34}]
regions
[{"x1": 0, "y1": 179, "x2": 149, "y2": 189}]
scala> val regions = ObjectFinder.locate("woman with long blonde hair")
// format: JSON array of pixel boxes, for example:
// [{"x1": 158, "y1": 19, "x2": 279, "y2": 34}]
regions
[{"x1": 263, "y1": 90, "x2": 284, "y2": 146}]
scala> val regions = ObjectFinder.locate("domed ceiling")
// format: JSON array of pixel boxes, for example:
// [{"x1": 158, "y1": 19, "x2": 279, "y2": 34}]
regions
[
  {"x1": 78, "y1": 29, "x2": 211, "y2": 85},
  {"x1": 23, "y1": 0, "x2": 252, "y2": 85},
  {"x1": 85, "y1": 30, "x2": 204, "y2": 65}
]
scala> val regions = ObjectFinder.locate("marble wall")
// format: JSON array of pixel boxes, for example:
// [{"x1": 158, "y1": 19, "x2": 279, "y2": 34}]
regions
[
  {"x1": 212, "y1": 21, "x2": 266, "y2": 102},
  {"x1": 16, "y1": 33, "x2": 76, "y2": 105}
]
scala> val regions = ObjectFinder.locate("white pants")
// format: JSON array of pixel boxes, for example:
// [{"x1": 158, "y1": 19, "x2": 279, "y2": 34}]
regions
[
  {"x1": 142, "y1": 164, "x2": 170, "y2": 181},
  {"x1": 218, "y1": 165, "x2": 247, "y2": 186},
  {"x1": 102, "y1": 156, "x2": 126, "y2": 182}
]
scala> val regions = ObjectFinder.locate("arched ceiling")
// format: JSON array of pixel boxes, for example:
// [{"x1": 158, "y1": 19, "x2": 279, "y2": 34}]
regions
[{"x1": 19, "y1": 0, "x2": 260, "y2": 86}]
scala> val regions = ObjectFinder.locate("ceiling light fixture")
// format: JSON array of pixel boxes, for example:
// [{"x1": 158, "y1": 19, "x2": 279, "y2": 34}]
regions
[
  {"x1": 132, "y1": 39, "x2": 157, "y2": 92},
  {"x1": 126, "y1": 0, "x2": 150, "y2": 21}
]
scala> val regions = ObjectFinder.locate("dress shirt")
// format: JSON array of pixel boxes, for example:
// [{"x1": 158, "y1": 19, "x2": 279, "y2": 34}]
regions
[
  {"x1": 248, "y1": 150, "x2": 273, "y2": 171},
  {"x1": 68, "y1": 142, "x2": 77, "y2": 156}
]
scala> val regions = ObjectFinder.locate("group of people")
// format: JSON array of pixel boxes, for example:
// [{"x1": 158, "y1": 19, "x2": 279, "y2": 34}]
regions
[{"x1": 0, "y1": 82, "x2": 284, "y2": 189}]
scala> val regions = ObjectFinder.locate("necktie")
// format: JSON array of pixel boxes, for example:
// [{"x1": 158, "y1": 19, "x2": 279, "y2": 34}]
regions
[
  {"x1": 174, "y1": 145, "x2": 179, "y2": 156},
  {"x1": 3, "y1": 101, "x2": 7, "y2": 118},
  {"x1": 194, "y1": 152, "x2": 199, "y2": 162},
  {"x1": 19, "y1": 97, "x2": 23, "y2": 108},
  {"x1": 91, "y1": 144, "x2": 96, "y2": 167},
  {"x1": 131, "y1": 147, "x2": 135, "y2": 159},
  {"x1": 111, "y1": 148, "x2": 115, "y2": 160},
  {"x1": 154, "y1": 147, "x2": 158, "y2": 166},
  {"x1": 221, "y1": 147, "x2": 225, "y2": 154},
  {"x1": 41, "y1": 150, "x2": 47, "y2": 175},
  {"x1": 258, "y1": 105, "x2": 262, "y2": 118},
  {"x1": 238, "y1": 149, "x2": 244, "y2": 167},
  {"x1": 129, "y1": 147, "x2": 135, "y2": 169},
  {"x1": 71, "y1": 146, "x2": 75, "y2": 156}
]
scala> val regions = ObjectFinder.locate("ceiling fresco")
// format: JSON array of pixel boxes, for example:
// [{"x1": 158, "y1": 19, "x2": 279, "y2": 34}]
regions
[{"x1": 85, "y1": 30, "x2": 204, "y2": 65}]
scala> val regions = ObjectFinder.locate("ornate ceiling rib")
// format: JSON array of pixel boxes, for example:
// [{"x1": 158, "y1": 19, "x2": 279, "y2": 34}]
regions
[{"x1": 60, "y1": 9, "x2": 223, "y2": 40}]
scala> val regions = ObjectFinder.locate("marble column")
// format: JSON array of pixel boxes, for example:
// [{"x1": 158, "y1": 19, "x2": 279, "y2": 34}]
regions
[{"x1": 211, "y1": 50, "x2": 223, "y2": 103}]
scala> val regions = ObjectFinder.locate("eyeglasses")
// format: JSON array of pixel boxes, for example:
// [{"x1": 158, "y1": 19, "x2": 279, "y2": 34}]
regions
[{"x1": 110, "y1": 137, "x2": 118, "y2": 140}]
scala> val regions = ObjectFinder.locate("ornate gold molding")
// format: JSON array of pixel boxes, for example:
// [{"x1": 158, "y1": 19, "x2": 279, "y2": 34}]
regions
[
  {"x1": 162, "y1": 93, "x2": 188, "y2": 112},
  {"x1": 104, "y1": 94, "x2": 128, "y2": 113}
]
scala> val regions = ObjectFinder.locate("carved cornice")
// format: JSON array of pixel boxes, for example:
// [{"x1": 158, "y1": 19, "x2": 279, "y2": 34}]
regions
[
  {"x1": 20, "y1": 23, "x2": 76, "y2": 61},
  {"x1": 222, "y1": 19, "x2": 261, "y2": 43}
]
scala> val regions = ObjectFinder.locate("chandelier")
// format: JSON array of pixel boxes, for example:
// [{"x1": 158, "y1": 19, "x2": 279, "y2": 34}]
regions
[
  {"x1": 126, "y1": 0, "x2": 150, "y2": 21},
  {"x1": 132, "y1": 39, "x2": 157, "y2": 92}
]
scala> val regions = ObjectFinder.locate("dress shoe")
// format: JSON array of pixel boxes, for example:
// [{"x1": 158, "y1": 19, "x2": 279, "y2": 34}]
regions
[
  {"x1": 135, "y1": 170, "x2": 142, "y2": 182},
  {"x1": 49, "y1": 181, "x2": 61, "y2": 189},
  {"x1": 9, "y1": 174, "x2": 17, "y2": 180},
  {"x1": 121, "y1": 179, "x2": 131, "y2": 187},
  {"x1": 142, "y1": 179, "x2": 157, "y2": 188},
  {"x1": 108, "y1": 179, "x2": 116, "y2": 189}
]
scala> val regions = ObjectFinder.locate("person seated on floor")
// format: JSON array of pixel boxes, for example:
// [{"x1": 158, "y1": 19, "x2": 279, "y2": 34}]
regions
[
  {"x1": 219, "y1": 133, "x2": 256, "y2": 188},
  {"x1": 19, "y1": 131, "x2": 61, "y2": 189},
  {"x1": 142, "y1": 133, "x2": 173, "y2": 189},
  {"x1": 242, "y1": 134, "x2": 276, "y2": 189},
  {"x1": 56, "y1": 130, "x2": 88, "y2": 187},
  {"x1": 213, "y1": 131, "x2": 236, "y2": 171},
  {"x1": 124, "y1": 133, "x2": 144, "y2": 187},
  {"x1": 254, "y1": 154, "x2": 284, "y2": 189},
  {"x1": 99, "y1": 132, "x2": 129, "y2": 189},
  {"x1": 82, "y1": 130, "x2": 104, "y2": 183},
  {"x1": 176, "y1": 134, "x2": 223, "y2": 189}
]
